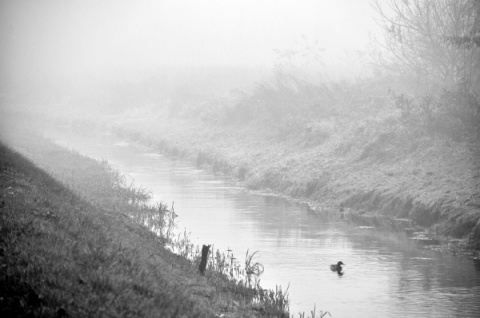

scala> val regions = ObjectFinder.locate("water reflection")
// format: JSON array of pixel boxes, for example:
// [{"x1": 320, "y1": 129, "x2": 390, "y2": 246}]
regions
[{"x1": 45, "y1": 129, "x2": 480, "y2": 318}]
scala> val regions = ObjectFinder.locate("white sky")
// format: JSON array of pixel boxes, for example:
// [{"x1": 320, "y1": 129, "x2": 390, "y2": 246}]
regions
[{"x1": 1, "y1": 0, "x2": 380, "y2": 80}]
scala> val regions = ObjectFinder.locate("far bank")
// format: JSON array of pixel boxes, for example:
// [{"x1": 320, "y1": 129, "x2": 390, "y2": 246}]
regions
[
  {"x1": 26, "y1": 92, "x2": 479, "y2": 253},
  {"x1": 110, "y1": 109, "x2": 480, "y2": 252}
]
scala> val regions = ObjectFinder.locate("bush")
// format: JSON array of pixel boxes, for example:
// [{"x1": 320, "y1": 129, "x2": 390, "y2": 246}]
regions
[
  {"x1": 391, "y1": 87, "x2": 479, "y2": 140},
  {"x1": 221, "y1": 70, "x2": 334, "y2": 124}
]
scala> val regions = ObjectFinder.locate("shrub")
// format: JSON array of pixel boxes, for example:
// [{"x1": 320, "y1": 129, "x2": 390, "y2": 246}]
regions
[{"x1": 391, "y1": 87, "x2": 480, "y2": 140}]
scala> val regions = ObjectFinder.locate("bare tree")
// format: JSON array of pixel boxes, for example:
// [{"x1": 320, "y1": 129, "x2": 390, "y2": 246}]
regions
[{"x1": 372, "y1": 0, "x2": 480, "y2": 89}]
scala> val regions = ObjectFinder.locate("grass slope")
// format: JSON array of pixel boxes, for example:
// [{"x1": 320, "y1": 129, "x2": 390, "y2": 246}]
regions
[{"x1": 0, "y1": 131, "x2": 290, "y2": 317}]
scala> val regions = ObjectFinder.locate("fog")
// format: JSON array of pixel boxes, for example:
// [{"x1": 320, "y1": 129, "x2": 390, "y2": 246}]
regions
[
  {"x1": 0, "y1": 0, "x2": 385, "y2": 119},
  {"x1": 2, "y1": 2, "x2": 479, "y2": 316},
  {"x1": 1, "y1": 0, "x2": 379, "y2": 82}
]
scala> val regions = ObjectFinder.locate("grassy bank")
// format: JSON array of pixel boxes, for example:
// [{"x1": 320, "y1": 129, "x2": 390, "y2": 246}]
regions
[
  {"x1": 111, "y1": 115, "x2": 479, "y2": 251},
  {"x1": 0, "y1": 129, "x2": 297, "y2": 317}
]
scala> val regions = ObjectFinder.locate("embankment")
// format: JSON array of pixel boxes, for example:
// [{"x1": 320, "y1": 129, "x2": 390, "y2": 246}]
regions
[{"x1": 0, "y1": 129, "x2": 290, "y2": 317}]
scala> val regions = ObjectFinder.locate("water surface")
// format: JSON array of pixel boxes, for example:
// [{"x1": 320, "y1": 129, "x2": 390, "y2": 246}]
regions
[{"x1": 45, "y1": 128, "x2": 480, "y2": 318}]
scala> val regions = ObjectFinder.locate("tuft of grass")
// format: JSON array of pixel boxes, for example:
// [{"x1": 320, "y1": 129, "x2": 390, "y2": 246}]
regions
[
  {"x1": 298, "y1": 305, "x2": 331, "y2": 318},
  {"x1": 167, "y1": 231, "x2": 291, "y2": 316}
]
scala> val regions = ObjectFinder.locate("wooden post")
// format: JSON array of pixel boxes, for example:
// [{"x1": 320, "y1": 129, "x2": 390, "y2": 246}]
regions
[{"x1": 199, "y1": 244, "x2": 210, "y2": 275}]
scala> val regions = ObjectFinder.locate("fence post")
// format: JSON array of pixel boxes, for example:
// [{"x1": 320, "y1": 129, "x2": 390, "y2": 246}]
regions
[{"x1": 199, "y1": 244, "x2": 210, "y2": 275}]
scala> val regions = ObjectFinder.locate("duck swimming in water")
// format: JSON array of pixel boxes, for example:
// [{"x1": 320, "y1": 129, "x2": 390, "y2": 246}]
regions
[{"x1": 330, "y1": 261, "x2": 345, "y2": 271}]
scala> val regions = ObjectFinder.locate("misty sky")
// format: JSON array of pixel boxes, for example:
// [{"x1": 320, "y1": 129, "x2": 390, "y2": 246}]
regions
[{"x1": 1, "y1": 0, "x2": 380, "y2": 81}]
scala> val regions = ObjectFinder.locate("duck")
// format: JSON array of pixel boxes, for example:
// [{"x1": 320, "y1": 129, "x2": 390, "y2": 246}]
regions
[{"x1": 330, "y1": 261, "x2": 345, "y2": 271}]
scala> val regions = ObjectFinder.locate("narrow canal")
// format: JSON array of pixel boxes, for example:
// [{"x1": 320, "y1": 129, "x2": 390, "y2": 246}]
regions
[{"x1": 45, "y1": 128, "x2": 480, "y2": 317}]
